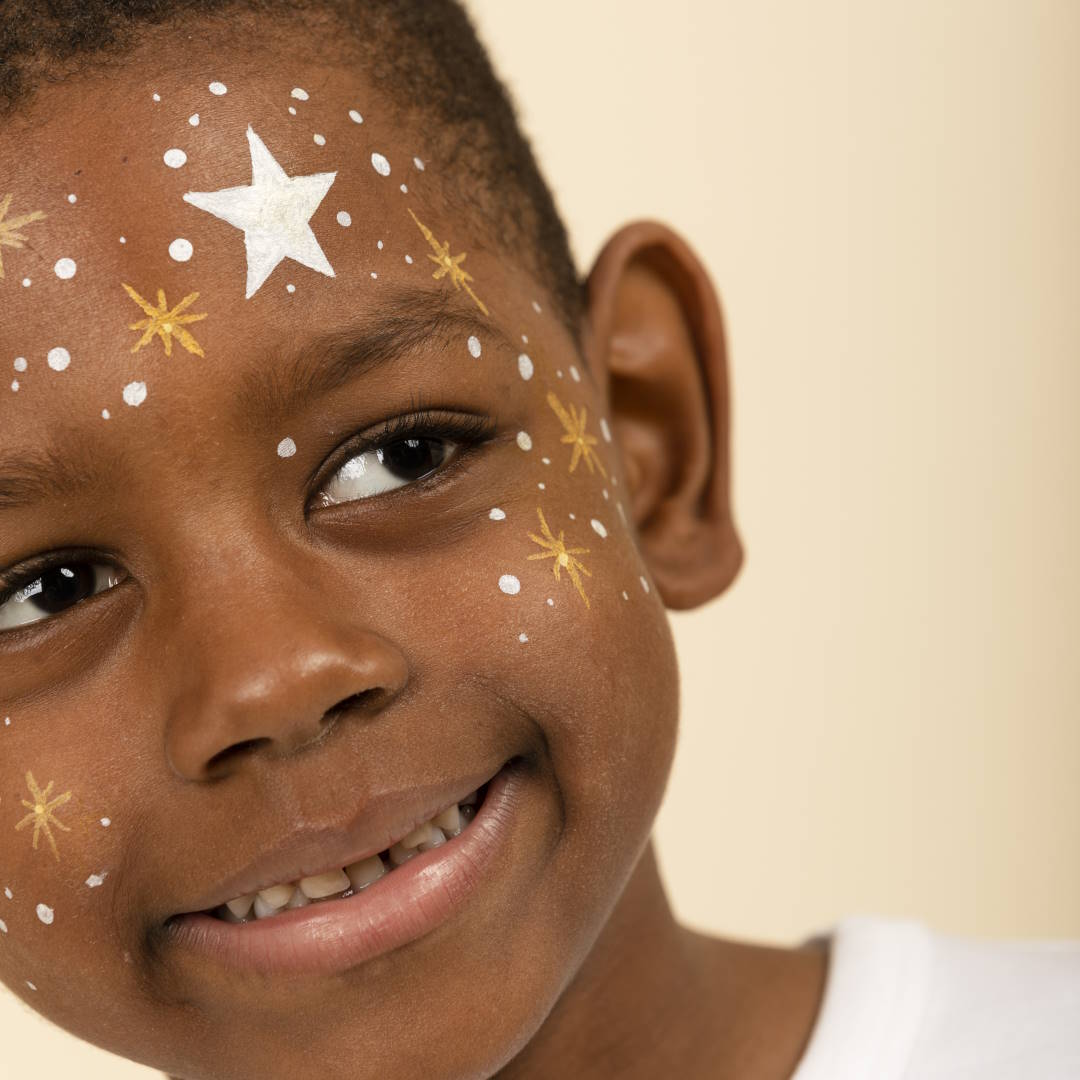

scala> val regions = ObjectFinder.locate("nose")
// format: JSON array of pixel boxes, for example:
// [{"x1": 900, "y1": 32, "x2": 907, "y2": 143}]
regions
[{"x1": 162, "y1": 553, "x2": 409, "y2": 782}]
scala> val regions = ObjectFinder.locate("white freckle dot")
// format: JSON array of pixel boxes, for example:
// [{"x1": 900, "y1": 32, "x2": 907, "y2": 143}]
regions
[
  {"x1": 0, "y1": 919, "x2": 7, "y2": 933},
  {"x1": 123, "y1": 381, "x2": 147, "y2": 407},
  {"x1": 336, "y1": 210, "x2": 352, "y2": 227},
  {"x1": 189, "y1": 113, "x2": 200, "y2": 126},
  {"x1": 2, "y1": 716, "x2": 8, "y2": 726},
  {"x1": 163, "y1": 147, "x2": 187, "y2": 169},
  {"x1": 568, "y1": 512, "x2": 575, "y2": 520},
  {"x1": 600, "y1": 417, "x2": 612, "y2": 442},
  {"x1": 602, "y1": 488, "x2": 610, "y2": 500},
  {"x1": 622, "y1": 590, "x2": 629, "y2": 600},
  {"x1": 85, "y1": 872, "x2": 107, "y2": 888},
  {"x1": 26, "y1": 981, "x2": 36, "y2": 991},
  {"x1": 541, "y1": 457, "x2": 551, "y2": 466},
  {"x1": 349, "y1": 109, "x2": 363, "y2": 124},
  {"x1": 377, "y1": 240, "x2": 384, "y2": 250},
  {"x1": 488, "y1": 507, "x2": 506, "y2": 521},
  {"x1": 21, "y1": 277, "x2": 30, "y2": 287},
  {"x1": 119, "y1": 236, "x2": 126, "y2": 244},
  {"x1": 152, "y1": 92, "x2": 161, "y2": 102},
  {"x1": 590, "y1": 518, "x2": 608, "y2": 538},
  {"x1": 516, "y1": 431, "x2": 532, "y2": 451},
  {"x1": 13, "y1": 357, "x2": 27, "y2": 372},
  {"x1": 518, "y1": 353, "x2": 534, "y2": 381},
  {"x1": 399, "y1": 184, "x2": 408, "y2": 194},
  {"x1": 277, "y1": 437, "x2": 297, "y2": 458},
  {"x1": 54, "y1": 257, "x2": 77, "y2": 280},
  {"x1": 521, "y1": 334, "x2": 529, "y2": 344},
  {"x1": 288, "y1": 106, "x2": 297, "y2": 116},
  {"x1": 209, "y1": 81, "x2": 227, "y2": 95},
  {"x1": 2, "y1": 886, "x2": 8, "y2": 898},
  {"x1": 546, "y1": 597, "x2": 554, "y2": 606},
  {"x1": 640, "y1": 575, "x2": 651, "y2": 594},
  {"x1": 169, "y1": 237, "x2": 193, "y2": 262},
  {"x1": 569, "y1": 365, "x2": 581, "y2": 382},
  {"x1": 556, "y1": 369, "x2": 563, "y2": 379},
  {"x1": 47, "y1": 347, "x2": 70, "y2": 371},
  {"x1": 413, "y1": 156, "x2": 425, "y2": 171},
  {"x1": 405, "y1": 254, "x2": 413, "y2": 264},
  {"x1": 467, "y1": 335, "x2": 482, "y2": 358},
  {"x1": 67, "y1": 193, "x2": 77, "y2": 204},
  {"x1": 499, "y1": 574, "x2": 521, "y2": 596},
  {"x1": 101, "y1": 409, "x2": 110, "y2": 420},
  {"x1": 532, "y1": 300, "x2": 542, "y2": 314},
  {"x1": 370, "y1": 271, "x2": 378, "y2": 279},
  {"x1": 371, "y1": 152, "x2": 391, "y2": 176},
  {"x1": 10, "y1": 380, "x2": 18, "y2": 392},
  {"x1": 291, "y1": 87, "x2": 309, "y2": 100},
  {"x1": 538, "y1": 482, "x2": 546, "y2": 490},
  {"x1": 518, "y1": 633, "x2": 529, "y2": 644},
  {"x1": 36, "y1": 903, "x2": 54, "y2": 925},
  {"x1": 100, "y1": 818, "x2": 111, "y2": 827},
  {"x1": 313, "y1": 133, "x2": 326, "y2": 146}
]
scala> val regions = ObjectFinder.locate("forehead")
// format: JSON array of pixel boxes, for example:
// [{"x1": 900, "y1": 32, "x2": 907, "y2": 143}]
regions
[{"x1": 0, "y1": 35, "x2": 530, "y2": 461}]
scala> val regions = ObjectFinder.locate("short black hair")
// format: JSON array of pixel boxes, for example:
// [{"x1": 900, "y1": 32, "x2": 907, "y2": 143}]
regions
[{"x1": 0, "y1": 0, "x2": 584, "y2": 334}]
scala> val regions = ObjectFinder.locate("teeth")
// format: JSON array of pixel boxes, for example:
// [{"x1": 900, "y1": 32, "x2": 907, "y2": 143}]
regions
[
  {"x1": 299, "y1": 868, "x2": 350, "y2": 899},
  {"x1": 286, "y1": 889, "x2": 311, "y2": 909},
  {"x1": 225, "y1": 894, "x2": 256, "y2": 918},
  {"x1": 433, "y1": 805, "x2": 461, "y2": 835},
  {"x1": 401, "y1": 821, "x2": 436, "y2": 849},
  {"x1": 253, "y1": 893, "x2": 286, "y2": 919},
  {"x1": 418, "y1": 826, "x2": 447, "y2": 851},
  {"x1": 346, "y1": 855, "x2": 387, "y2": 891},
  {"x1": 387, "y1": 841, "x2": 418, "y2": 867},
  {"x1": 258, "y1": 883, "x2": 296, "y2": 908}
]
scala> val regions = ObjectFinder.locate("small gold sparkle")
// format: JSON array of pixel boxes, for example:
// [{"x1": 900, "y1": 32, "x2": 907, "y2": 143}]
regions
[
  {"x1": 0, "y1": 193, "x2": 47, "y2": 280},
  {"x1": 14, "y1": 772, "x2": 72, "y2": 862},
  {"x1": 527, "y1": 507, "x2": 592, "y2": 608},
  {"x1": 407, "y1": 208, "x2": 489, "y2": 315},
  {"x1": 547, "y1": 392, "x2": 607, "y2": 478},
  {"x1": 122, "y1": 283, "x2": 207, "y2": 357}
]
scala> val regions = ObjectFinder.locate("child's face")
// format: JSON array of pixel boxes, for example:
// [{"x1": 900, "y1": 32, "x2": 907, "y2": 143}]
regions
[{"x1": 0, "y1": 33, "x2": 682, "y2": 1079}]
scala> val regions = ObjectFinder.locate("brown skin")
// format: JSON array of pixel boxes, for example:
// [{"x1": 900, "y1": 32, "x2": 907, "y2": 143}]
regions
[{"x1": 0, "y1": 25, "x2": 826, "y2": 1080}]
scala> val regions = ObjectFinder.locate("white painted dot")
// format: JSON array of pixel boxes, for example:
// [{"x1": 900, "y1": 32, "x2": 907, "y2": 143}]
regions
[
  {"x1": 399, "y1": 184, "x2": 409, "y2": 194},
  {"x1": 602, "y1": 488, "x2": 610, "y2": 500},
  {"x1": 53, "y1": 257, "x2": 77, "y2": 280},
  {"x1": 119, "y1": 236, "x2": 126, "y2": 244},
  {"x1": 21, "y1": 277, "x2": 30, "y2": 287},
  {"x1": 405, "y1": 254, "x2": 414, "y2": 264},
  {"x1": 499, "y1": 574, "x2": 521, "y2": 596},
  {"x1": 541, "y1": 457, "x2": 551, "y2": 465},
  {"x1": 349, "y1": 109, "x2": 363, "y2": 124},
  {"x1": 10, "y1": 380, "x2": 18, "y2": 392},
  {"x1": 100, "y1": 818, "x2": 111, "y2": 827},
  {"x1": 13, "y1": 357, "x2": 27, "y2": 372},
  {"x1": 85, "y1": 872, "x2": 108, "y2": 888},
  {"x1": 189, "y1": 113, "x2": 200, "y2": 126},
  {"x1": 26, "y1": 982, "x2": 36, "y2": 991},
  {"x1": 570, "y1": 365, "x2": 581, "y2": 382},
  {"x1": 488, "y1": 507, "x2": 506, "y2": 521},
  {"x1": 291, "y1": 87, "x2": 309, "y2": 100},
  {"x1": 2, "y1": 886, "x2": 9, "y2": 897},
  {"x1": 556, "y1": 369, "x2": 564, "y2": 379},
  {"x1": 36, "y1": 903, "x2": 54, "y2": 925},
  {"x1": 371, "y1": 152, "x2": 391, "y2": 176},
  {"x1": 516, "y1": 431, "x2": 532, "y2": 452},
  {"x1": 277, "y1": 437, "x2": 297, "y2": 458},
  {"x1": 568, "y1": 512, "x2": 575, "y2": 520},
  {"x1": 590, "y1": 518, "x2": 608, "y2": 538},
  {"x1": 413, "y1": 156, "x2": 425, "y2": 171},
  {"x1": 518, "y1": 633, "x2": 529, "y2": 643},
  {"x1": 377, "y1": 240, "x2": 384, "y2": 250},
  {"x1": 169, "y1": 237, "x2": 193, "y2": 262},
  {"x1": 617, "y1": 501, "x2": 628, "y2": 525},
  {"x1": 152, "y1": 92, "x2": 161, "y2": 102},
  {"x1": 313, "y1": 133, "x2": 326, "y2": 146},
  {"x1": 286, "y1": 283, "x2": 296, "y2": 294},
  {"x1": 0, "y1": 918, "x2": 7, "y2": 933},
  {"x1": 517, "y1": 353, "x2": 534, "y2": 380},
  {"x1": 47, "y1": 347, "x2": 70, "y2": 371},
  {"x1": 640, "y1": 575, "x2": 651, "y2": 594},
  {"x1": 538, "y1": 482, "x2": 546, "y2": 490},
  {"x1": 546, "y1": 598, "x2": 554, "y2": 606},
  {"x1": 468, "y1": 335, "x2": 482, "y2": 358},
  {"x1": 336, "y1": 210, "x2": 352, "y2": 227},
  {"x1": 67, "y1": 193, "x2": 77, "y2": 204},
  {"x1": 209, "y1": 81, "x2": 227, "y2": 95},
  {"x1": 163, "y1": 147, "x2": 187, "y2": 169},
  {"x1": 622, "y1": 590, "x2": 629, "y2": 600},
  {"x1": 370, "y1": 272, "x2": 378, "y2": 279},
  {"x1": 600, "y1": 417, "x2": 612, "y2": 442},
  {"x1": 288, "y1": 106, "x2": 297, "y2": 116},
  {"x1": 123, "y1": 381, "x2": 147, "y2": 407},
  {"x1": 2, "y1": 716, "x2": 8, "y2": 726},
  {"x1": 101, "y1": 409, "x2": 110, "y2": 420},
  {"x1": 532, "y1": 300, "x2": 542, "y2": 314}
]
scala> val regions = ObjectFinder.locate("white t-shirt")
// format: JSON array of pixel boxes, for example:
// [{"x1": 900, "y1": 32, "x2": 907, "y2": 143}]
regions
[{"x1": 790, "y1": 914, "x2": 1080, "y2": 1079}]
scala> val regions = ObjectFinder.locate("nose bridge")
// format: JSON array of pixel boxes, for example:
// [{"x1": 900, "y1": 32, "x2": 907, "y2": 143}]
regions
[{"x1": 159, "y1": 529, "x2": 407, "y2": 781}]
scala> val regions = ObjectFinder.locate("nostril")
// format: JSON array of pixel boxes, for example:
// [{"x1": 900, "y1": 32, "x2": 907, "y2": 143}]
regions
[
  {"x1": 205, "y1": 736, "x2": 272, "y2": 773},
  {"x1": 323, "y1": 687, "x2": 386, "y2": 722}
]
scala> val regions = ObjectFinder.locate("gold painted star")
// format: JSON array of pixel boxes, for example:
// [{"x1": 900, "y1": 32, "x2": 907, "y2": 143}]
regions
[
  {"x1": 547, "y1": 392, "x2": 607, "y2": 478},
  {"x1": 15, "y1": 772, "x2": 72, "y2": 862},
  {"x1": 122, "y1": 283, "x2": 207, "y2": 357},
  {"x1": 527, "y1": 507, "x2": 592, "y2": 608},
  {"x1": 407, "y1": 208, "x2": 490, "y2": 315},
  {"x1": 0, "y1": 193, "x2": 47, "y2": 280}
]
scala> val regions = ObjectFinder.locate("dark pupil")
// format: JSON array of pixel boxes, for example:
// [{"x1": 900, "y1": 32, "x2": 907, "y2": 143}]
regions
[
  {"x1": 380, "y1": 438, "x2": 446, "y2": 481},
  {"x1": 30, "y1": 565, "x2": 96, "y2": 615}
]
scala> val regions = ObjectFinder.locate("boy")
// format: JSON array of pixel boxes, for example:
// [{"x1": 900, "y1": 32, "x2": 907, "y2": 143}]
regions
[{"x1": 0, "y1": 2, "x2": 1076, "y2": 1077}]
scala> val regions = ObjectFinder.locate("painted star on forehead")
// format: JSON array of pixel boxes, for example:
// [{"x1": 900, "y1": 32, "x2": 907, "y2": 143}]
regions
[
  {"x1": 407, "y1": 208, "x2": 490, "y2": 316},
  {"x1": 15, "y1": 772, "x2": 72, "y2": 862},
  {"x1": 183, "y1": 126, "x2": 337, "y2": 299},
  {"x1": 122, "y1": 283, "x2": 207, "y2": 357},
  {"x1": 527, "y1": 507, "x2": 592, "y2": 608},
  {"x1": 0, "y1": 193, "x2": 47, "y2": 280},
  {"x1": 547, "y1": 392, "x2": 608, "y2": 478}
]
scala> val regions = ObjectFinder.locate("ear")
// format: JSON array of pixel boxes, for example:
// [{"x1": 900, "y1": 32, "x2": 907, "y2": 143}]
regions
[{"x1": 581, "y1": 221, "x2": 743, "y2": 610}]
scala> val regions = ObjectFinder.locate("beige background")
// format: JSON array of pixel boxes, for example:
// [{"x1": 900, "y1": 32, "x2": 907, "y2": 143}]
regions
[{"x1": 3, "y1": 0, "x2": 1078, "y2": 1074}]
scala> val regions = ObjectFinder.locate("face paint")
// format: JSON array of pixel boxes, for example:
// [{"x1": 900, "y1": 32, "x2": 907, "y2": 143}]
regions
[
  {"x1": 547, "y1": 392, "x2": 607, "y2": 477},
  {"x1": 526, "y1": 508, "x2": 592, "y2": 608},
  {"x1": 407, "y1": 208, "x2": 489, "y2": 315},
  {"x1": 123, "y1": 284, "x2": 207, "y2": 357},
  {"x1": 14, "y1": 773, "x2": 72, "y2": 861},
  {"x1": 0, "y1": 194, "x2": 47, "y2": 279}
]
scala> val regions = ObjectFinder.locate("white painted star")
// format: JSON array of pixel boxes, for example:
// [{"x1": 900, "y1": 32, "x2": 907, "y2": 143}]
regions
[{"x1": 183, "y1": 126, "x2": 337, "y2": 299}]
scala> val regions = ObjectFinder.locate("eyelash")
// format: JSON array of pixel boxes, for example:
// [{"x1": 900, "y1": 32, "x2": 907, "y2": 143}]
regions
[{"x1": 0, "y1": 409, "x2": 499, "y2": 613}]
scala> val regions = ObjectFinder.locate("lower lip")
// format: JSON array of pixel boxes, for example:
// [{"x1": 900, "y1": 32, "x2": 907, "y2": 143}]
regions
[{"x1": 162, "y1": 763, "x2": 523, "y2": 977}]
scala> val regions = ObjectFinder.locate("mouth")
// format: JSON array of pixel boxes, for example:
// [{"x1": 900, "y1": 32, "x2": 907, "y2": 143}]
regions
[{"x1": 161, "y1": 760, "x2": 523, "y2": 977}]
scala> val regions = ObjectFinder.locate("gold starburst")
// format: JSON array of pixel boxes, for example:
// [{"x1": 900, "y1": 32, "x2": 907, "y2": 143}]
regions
[
  {"x1": 527, "y1": 507, "x2": 592, "y2": 608},
  {"x1": 407, "y1": 208, "x2": 490, "y2": 316},
  {"x1": 15, "y1": 772, "x2": 72, "y2": 862},
  {"x1": 122, "y1": 283, "x2": 207, "y2": 357},
  {"x1": 0, "y1": 193, "x2": 47, "y2": 280},
  {"x1": 547, "y1": 392, "x2": 607, "y2": 478}
]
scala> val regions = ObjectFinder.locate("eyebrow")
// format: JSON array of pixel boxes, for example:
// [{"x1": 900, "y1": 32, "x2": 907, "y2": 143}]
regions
[{"x1": 0, "y1": 286, "x2": 513, "y2": 513}]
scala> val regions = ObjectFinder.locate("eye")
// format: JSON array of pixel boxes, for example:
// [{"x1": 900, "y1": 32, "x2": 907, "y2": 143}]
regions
[
  {"x1": 0, "y1": 561, "x2": 124, "y2": 632},
  {"x1": 318, "y1": 436, "x2": 458, "y2": 506}
]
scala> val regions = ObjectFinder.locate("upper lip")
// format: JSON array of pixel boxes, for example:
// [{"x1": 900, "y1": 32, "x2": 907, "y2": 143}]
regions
[{"x1": 174, "y1": 761, "x2": 505, "y2": 917}]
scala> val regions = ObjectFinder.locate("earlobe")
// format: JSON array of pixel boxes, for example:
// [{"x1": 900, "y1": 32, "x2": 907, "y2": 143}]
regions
[{"x1": 582, "y1": 221, "x2": 743, "y2": 609}]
